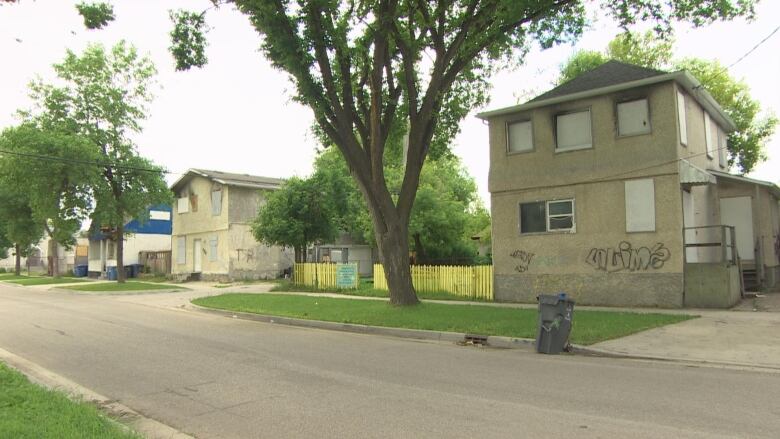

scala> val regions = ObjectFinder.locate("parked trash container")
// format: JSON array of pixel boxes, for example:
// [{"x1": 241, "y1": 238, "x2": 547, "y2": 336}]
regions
[
  {"x1": 535, "y1": 293, "x2": 575, "y2": 354},
  {"x1": 73, "y1": 265, "x2": 88, "y2": 277},
  {"x1": 106, "y1": 266, "x2": 117, "y2": 281},
  {"x1": 131, "y1": 264, "x2": 144, "y2": 278}
]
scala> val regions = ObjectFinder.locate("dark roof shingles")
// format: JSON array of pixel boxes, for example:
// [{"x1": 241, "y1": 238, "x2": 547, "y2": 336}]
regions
[{"x1": 528, "y1": 60, "x2": 668, "y2": 103}]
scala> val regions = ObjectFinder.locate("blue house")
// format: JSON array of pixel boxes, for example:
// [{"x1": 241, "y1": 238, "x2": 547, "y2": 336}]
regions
[{"x1": 88, "y1": 205, "x2": 173, "y2": 277}]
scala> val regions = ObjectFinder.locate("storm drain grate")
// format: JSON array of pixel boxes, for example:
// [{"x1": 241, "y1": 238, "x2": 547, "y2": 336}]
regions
[{"x1": 462, "y1": 334, "x2": 489, "y2": 346}]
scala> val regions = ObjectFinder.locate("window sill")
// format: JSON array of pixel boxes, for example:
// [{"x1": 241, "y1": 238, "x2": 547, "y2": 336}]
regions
[{"x1": 555, "y1": 145, "x2": 592, "y2": 154}]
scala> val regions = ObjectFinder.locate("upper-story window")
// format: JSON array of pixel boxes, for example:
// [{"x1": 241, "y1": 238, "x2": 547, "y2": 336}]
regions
[
  {"x1": 704, "y1": 112, "x2": 714, "y2": 159},
  {"x1": 718, "y1": 128, "x2": 728, "y2": 168},
  {"x1": 177, "y1": 197, "x2": 189, "y2": 214},
  {"x1": 211, "y1": 186, "x2": 222, "y2": 216},
  {"x1": 677, "y1": 91, "x2": 687, "y2": 146},
  {"x1": 556, "y1": 109, "x2": 592, "y2": 152},
  {"x1": 506, "y1": 120, "x2": 533, "y2": 154},
  {"x1": 617, "y1": 98, "x2": 651, "y2": 136}
]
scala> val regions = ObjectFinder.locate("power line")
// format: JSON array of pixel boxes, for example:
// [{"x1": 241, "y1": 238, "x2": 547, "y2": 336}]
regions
[
  {"x1": 0, "y1": 148, "x2": 185, "y2": 176},
  {"x1": 697, "y1": 23, "x2": 780, "y2": 87}
]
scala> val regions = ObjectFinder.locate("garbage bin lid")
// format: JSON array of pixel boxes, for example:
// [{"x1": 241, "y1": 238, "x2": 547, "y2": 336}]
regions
[{"x1": 537, "y1": 295, "x2": 561, "y2": 305}]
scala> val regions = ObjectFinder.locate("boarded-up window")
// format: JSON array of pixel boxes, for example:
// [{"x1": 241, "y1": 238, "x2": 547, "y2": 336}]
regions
[
  {"x1": 704, "y1": 112, "x2": 714, "y2": 158},
  {"x1": 625, "y1": 179, "x2": 655, "y2": 232},
  {"x1": 718, "y1": 129, "x2": 728, "y2": 168},
  {"x1": 677, "y1": 91, "x2": 687, "y2": 145},
  {"x1": 209, "y1": 236, "x2": 218, "y2": 262},
  {"x1": 190, "y1": 194, "x2": 199, "y2": 212},
  {"x1": 617, "y1": 99, "x2": 650, "y2": 136},
  {"x1": 556, "y1": 110, "x2": 592, "y2": 151},
  {"x1": 176, "y1": 237, "x2": 186, "y2": 264},
  {"x1": 211, "y1": 189, "x2": 222, "y2": 216},
  {"x1": 507, "y1": 120, "x2": 533, "y2": 153},
  {"x1": 177, "y1": 197, "x2": 189, "y2": 214}
]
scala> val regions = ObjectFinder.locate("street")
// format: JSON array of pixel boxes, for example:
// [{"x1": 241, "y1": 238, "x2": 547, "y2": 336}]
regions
[{"x1": 1, "y1": 283, "x2": 779, "y2": 439}]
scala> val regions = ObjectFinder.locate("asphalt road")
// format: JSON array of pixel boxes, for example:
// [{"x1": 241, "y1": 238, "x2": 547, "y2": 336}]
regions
[{"x1": 1, "y1": 283, "x2": 779, "y2": 439}]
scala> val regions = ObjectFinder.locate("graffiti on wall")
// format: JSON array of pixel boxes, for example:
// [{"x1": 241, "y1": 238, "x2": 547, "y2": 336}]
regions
[
  {"x1": 235, "y1": 248, "x2": 255, "y2": 263},
  {"x1": 510, "y1": 249, "x2": 535, "y2": 272},
  {"x1": 585, "y1": 241, "x2": 670, "y2": 272}
]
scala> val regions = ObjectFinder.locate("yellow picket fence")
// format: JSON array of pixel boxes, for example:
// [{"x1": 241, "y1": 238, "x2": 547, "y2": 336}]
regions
[
  {"x1": 293, "y1": 263, "x2": 359, "y2": 289},
  {"x1": 373, "y1": 264, "x2": 493, "y2": 301}
]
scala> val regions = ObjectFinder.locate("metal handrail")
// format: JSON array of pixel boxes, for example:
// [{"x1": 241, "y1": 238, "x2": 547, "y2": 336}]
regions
[{"x1": 683, "y1": 225, "x2": 738, "y2": 265}]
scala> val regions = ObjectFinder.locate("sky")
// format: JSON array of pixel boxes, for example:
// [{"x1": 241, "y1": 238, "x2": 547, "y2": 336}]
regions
[{"x1": 1, "y1": 0, "x2": 778, "y2": 208}]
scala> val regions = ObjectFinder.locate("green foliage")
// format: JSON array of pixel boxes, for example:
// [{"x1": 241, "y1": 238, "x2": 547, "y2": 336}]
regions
[
  {"x1": 75, "y1": 2, "x2": 115, "y2": 30},
  {"x1": 251, "y1": 177, "x2": 337, "y2": 259},
  {"x1": 556, "y1": 30, "x2": 776, "y2": 172},
  {"x1": 24, "y1": 42, "x2": 171, "y2": 237},
  {"x1": 313, "y1": 147, "x2": 489, "y2": 264},
  {"x1": 169, "y1": 10, "x2": 209, "y2": 71}
]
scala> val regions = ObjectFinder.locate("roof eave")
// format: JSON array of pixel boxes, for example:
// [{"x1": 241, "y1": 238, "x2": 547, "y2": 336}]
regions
[
  {"x1": 710, "y1": 170, "x2": 780, "y2": 198},
  {"x1": 476, "y1": 71, "x2": 737, "y2": 132}
]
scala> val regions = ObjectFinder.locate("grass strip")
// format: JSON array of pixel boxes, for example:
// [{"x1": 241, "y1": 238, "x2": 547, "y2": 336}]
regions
[
  {"x1": 193, "y1": 293, "x2": 695, "y2": 345},
  {"x1": 4, "y1": 277, "x2": 89, "y2": 286},
  {"x1": 0, "y1": 362, "x2": 140, "y2": 439},
  {"x1": 65, "y1": 281, "x2": 186, "y2": 292},
  {"x1": 271, "y1": 279, "x2": 487, "y2": 302}
]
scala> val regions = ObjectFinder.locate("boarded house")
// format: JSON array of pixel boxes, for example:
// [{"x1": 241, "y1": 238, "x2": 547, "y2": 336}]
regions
[
  {"x1": 170, "y1": 169, "x2": 294, "y2": 281},
  {"x1": 479, "y1": 61, "x2": 780, "y2": 308}
]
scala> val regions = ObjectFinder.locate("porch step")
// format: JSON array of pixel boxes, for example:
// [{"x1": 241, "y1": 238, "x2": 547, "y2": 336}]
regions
[{"x1": 742, "y1": 269, "x2": 760, "y2": 291}]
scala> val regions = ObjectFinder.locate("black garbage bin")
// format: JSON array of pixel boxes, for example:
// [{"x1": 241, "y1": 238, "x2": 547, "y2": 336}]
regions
[{"x1": 535, "y1": 293, "x2": 575, "y2": 354}]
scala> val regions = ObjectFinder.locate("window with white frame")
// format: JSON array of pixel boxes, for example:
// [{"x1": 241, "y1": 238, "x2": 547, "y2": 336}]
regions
[
  {"x1": 718, "y1": 128, "x2": 728, "y2": 168},
  {"x1": 176, "y1": 237, "x2": 186, "y2": 264},
  {"x1": 677, "y1": 91, "x2": 687, "y2": 145},
  {"x1": 556, "y1": 109, "x2": 592, "y2": 151},
  {"x1": 211, "y1": 187, "x2": 222, "y2": 216},
  {"x1": 617, "y1": 98, "x2": 651, "y2": 136},
  {"x1": 506, "y1": 120, "x2": 533, "y2": 153},
  {"x1": 519, "y1": 199, "x2": 575, "y2": 234},
  {"x1": 704, "y1": 112, "x2": 714, "y2": 158}
]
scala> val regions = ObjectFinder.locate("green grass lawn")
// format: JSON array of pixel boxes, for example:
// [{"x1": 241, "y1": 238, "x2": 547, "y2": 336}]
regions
[
  {"x1": 193, "y1": 293, "x2": 695, "y2": 345},
  {"x1": 4, "y1": 277, "x2": 89, "y2": 286},
  {"x1": 0, "y1": 274, "x2": 33, "y2": 281},
  {"x1": 0, "y1": 362, "x2": 140, "y2": 439},
  {"x1": 271, "y1": 279, "x2": 486, "y2": 302},
  {"x1": 65, "y1": 281, "x2": 187, "y2": 293}
]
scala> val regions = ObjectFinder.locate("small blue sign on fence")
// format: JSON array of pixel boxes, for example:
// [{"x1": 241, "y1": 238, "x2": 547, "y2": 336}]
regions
[{"x1": 336, "y1": 263, "x2": 358, "y2": 288}]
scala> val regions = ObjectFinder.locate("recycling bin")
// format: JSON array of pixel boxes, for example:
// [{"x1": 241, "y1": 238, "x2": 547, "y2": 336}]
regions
[
  {"x1": 73, "y1": 265, "x2": 88, "y2": 277},
  {"x1": 106, "y1": 266, "x2": 117, "y2": 281},
  {"x1": 535, "y1": 293, "x2": 575, "y2": 354}
]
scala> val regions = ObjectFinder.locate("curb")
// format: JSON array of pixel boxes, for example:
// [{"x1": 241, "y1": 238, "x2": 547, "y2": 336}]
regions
[
  {"x1": 0, "y1": 347, "x2": 195, "y2": 439},
  {"x1": 569, "y1": 345, "x2": 780, "y2": 373},
  {"x1": 191, "y1": 304, "x2": 537, "y2": 350}
]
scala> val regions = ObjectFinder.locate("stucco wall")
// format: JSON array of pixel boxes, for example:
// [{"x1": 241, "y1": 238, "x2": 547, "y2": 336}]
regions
[
  {"x1": 172, "y1": 175, "x2": 229, "y2": 236},
  {"x1": 489, "y1": 82, "x2": 680, "y2": 194},
  {"x1": 675, "y1": 83, "x2": 727, "y2": 172},
  {"x1": 228, "y1": 187, "x2": 266, "y2": 224},
  {"x1": 491, "y1": 175, "x2": 684, "y2": 307},
  {"x1": 228, "y1": 224, "x2": 294, "y2": 280},
  {"x1": 684, "y1": 263, "x2": 741, "y2": 308}
]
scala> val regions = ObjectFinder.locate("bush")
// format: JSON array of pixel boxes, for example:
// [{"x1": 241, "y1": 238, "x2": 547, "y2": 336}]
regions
[{"x1": 0, "y1": 267, "x2": 7, "y2": 273}]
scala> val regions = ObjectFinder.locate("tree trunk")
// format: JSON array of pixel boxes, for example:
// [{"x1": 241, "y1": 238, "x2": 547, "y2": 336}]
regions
[
  {"x1": 14, "y1": 244, "x2": 21, "y2": 276},
  {"x1": 47, "y1": 239, "x2": 58, "y2": 277},
  {"x1": 116, "y1": 223, "x2": 125, "y2": 283},
  {"x1": 294, "y1": 246, "x2": 302, "y2": 263},
  {"x1": 376, "y1": 219, "x2": 419, "y2": 306},
  {"x1": 413, "y1": 232, "x2": 425, "y2": 265}
]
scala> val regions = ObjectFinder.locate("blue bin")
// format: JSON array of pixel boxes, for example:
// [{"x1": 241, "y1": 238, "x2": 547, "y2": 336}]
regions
[
  {"x1": 73, "y1": 265, "x2": 88, "y2": 277},
  {"x1": 106, "y1": 266, "x2": 117, "y2": 281},
  {"x1": 130, "y1": 264, "x2": 144, "y2": 278}
]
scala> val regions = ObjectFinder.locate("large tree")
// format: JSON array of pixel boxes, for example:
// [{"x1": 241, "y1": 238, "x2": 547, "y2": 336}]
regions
[
  {"x1": 558, "y1": 31, "x2": 777, "y2": 172},
  {"x1": 252, "y1": 177, "x2": 338, "y2": 263},
  {"x1": 0, "y1": 124, "x2": 94, "y2": 275},
  {"x1": 10, "y1": 0, "x2": 754, "y2": 303},
  {"x1": 24, "y1": 42, "x2": 171, "y2": 282},
  {"x1": 0, "y1": 187, "x2": 43, "y2": 276}
]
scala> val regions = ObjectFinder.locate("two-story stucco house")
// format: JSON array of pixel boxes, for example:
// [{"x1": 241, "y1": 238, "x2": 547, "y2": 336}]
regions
[
  {"x1": 170, "y1": 169, "x2": 294, "y2": 281},
  {"x1": 479, "y1": 61, "x2": 780, "y2": 308}
]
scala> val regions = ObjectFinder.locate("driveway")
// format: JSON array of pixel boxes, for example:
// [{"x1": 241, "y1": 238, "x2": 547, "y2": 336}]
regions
[{"x1": 1, "y1": 283, "x2": 780, "y2": 438}]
